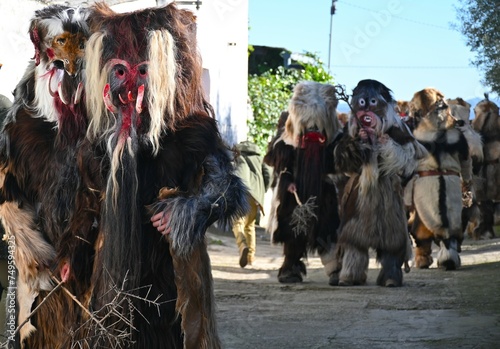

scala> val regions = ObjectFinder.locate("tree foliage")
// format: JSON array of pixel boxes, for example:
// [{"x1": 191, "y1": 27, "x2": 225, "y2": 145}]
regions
[
  {"x1": 247, "y1": 53, "x2": 333, "y2": 153},
  {"x1": 456, "y1": 0, "x2": 500, "y2": 93}
]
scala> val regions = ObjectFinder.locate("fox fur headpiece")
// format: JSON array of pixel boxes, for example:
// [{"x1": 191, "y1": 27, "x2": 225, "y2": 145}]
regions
[
  {"x1": 27, "y1": 5, "x2": 91, "y2": 125},
  {"x1": 411, "y1": 88, "x2": 482, "y2": 160},
  {"x1": 473, "y1": 93, "x2": 500, "y2": 132},
  {"x1": 409, "y1": 87, "x2": 456, "y2": 130}
]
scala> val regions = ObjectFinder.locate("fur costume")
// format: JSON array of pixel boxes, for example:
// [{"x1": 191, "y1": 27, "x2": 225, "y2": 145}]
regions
[
  {"x1": 264, "y1": 81, "x2": 342, "y2": 284},
  {"x1": 471, "y1": 95, "x2": 500, "y2": 239},
  {"x1": 332, "y1": 79, "x2": 422, "y2": 287},
  {"x1": 407, "y1": 88, "x2": 483, "y2": 270},
  {"x1": 0, "y1": 5, "x2": 92, "y2": 347},
  {"x1": 0, "y1": 3, "x2": 246, "y2": 348},
  {"x1": 75, "y1": 4, "x2": 248, "y2": 348},
  {"x1": 447, "y1": 97, "x2": 484, "y2": 237}
]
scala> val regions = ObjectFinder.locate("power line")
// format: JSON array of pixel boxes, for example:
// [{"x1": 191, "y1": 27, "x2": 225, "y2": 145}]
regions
[
  {"x1": 331, "y1": 65, "x2": 475, "y2": 70},
  {"x1": 337, "y1": 0, "x2": 451, "y2": 31}
]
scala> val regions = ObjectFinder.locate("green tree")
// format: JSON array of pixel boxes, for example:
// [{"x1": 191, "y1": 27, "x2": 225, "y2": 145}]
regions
[
  {"x1": 456, "y1": 0, "x2": 500, "y2": 93},
  {"x1": 247, "y1": 52, "x2": 334, "y2": 153}
]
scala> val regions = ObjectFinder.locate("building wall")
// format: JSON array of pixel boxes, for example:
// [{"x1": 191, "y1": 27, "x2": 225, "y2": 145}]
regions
[
  {"x1": 196, "y1": 0, "x2": 250, "y2": 146},
  {"x1": 0, "y1": 0, "x2": 249, "y2": 146},
  {"x1": 0, "y1": 0, "x2": 45, "y2": 100}
]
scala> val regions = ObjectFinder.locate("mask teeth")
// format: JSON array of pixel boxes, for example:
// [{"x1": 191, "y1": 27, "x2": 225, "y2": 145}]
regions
[
  {"x1": 58, "y1": 82, "x2": 69, "y2": 105},
  {"x1": 119, "y1": 93, "x2": 127, "y2": 105}
]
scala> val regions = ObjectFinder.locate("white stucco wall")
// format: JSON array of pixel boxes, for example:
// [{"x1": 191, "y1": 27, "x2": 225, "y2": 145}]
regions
[
  {"x1": 0, "y1": 0, "x2": 249, "y2": 146},
  {"x1": 0, "y1": 0, "x2": 44, "y2": 100},
  {"x1": 196, "y1": 0, "x2": 249, "y2": 145}
]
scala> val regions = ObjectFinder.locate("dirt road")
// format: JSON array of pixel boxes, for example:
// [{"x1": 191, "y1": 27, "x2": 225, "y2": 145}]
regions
[{"x1": 208, "y1": 227, "x2": 500, "y2": 349}]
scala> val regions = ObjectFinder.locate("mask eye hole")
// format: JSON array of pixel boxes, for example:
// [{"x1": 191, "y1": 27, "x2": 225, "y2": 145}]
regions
[
  {"x1": 53, "y1": 60, "x2": 64, "y2": 70},
  {"x1": 113, "y1": 64, "x2": 128, "y2": 79},
  {"x1": 369, "y1": 98, "x2": 377, "y2": 106},
  {"x1": 138, "y1": 65, "x2": 148, "y2": 77},
  {"x1": 359, "y1": 98, "x2": 365, "y2": 107}
]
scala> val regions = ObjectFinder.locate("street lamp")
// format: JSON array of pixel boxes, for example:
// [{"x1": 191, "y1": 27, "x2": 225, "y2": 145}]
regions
[{"x1": 328, "y1": 0, "x2": 337, "y2": 72}]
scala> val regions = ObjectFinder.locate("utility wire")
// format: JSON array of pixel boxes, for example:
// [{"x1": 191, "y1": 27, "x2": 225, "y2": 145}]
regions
[
  {"x1": 337, "y1": 0, "x2": 451, "y2": 31},
  {"x1": 331, "y1": 65, "x2": 475, "y2": 70}
]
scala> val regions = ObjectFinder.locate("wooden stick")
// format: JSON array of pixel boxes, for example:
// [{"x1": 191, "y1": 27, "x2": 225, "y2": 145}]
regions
[{"x1": 292, "y1": 189, "x2": 303, "y2": 206}]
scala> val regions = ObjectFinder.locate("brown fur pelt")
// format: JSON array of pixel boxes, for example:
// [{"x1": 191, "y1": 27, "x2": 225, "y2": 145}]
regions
[
  {"x1": 470, "y1": 95, "x2": 500, "y2": 239},
  {"x1": 395, "y1": 100, "x2": 416, "y2": 131},
  {"x1": 79, "y1": 3, "x2": 247, "y2": 348},
  {"x1": 0, "y1": 5, "x2": 94, "y2": 348},
  {"x1": 337, "y1": 111, "x2": 349, "y2": 126},
  {"x1": 332, "y1": 79, "x2": 419, "y2": 287},
  {"x1": 264, "y1": 82, "x2": 342, "y2": 284},
  {"x1": 396, "y1": 100, "x2": 410, "y2": 116},
  {"x1": 407, "y1": 87, "x2": 483, "y2": 270}
]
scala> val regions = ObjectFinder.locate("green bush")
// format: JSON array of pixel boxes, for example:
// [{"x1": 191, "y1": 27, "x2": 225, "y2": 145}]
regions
[{"x1": 247, "y1": 53, "x2": 333, "y2": 153}]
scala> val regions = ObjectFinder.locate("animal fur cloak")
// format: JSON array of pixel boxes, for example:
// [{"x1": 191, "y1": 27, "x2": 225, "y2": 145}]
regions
[
  {"x1": 332, "y1": 79, "x2": 423, "y2": 287},
  {"x1": 0, "y1": 5, "x2": 93, "y2": 347},
  {"x1": 447, "y1": 97, "x2": 484, "y2": 237},
  {"x1": 264, "y1": 81, "x2": 342, "y2": 284},
  {"x1": 74, "y1": 3, "x2": 248, "y2": 348},
  {"x1": 470, "y1": 95, "x2": 500, "y2": 239},
  {"x1": 0, "y1": 3, "x2": 247, "y2": 349},
  {"x1": 407, "y1": 88, "x2": 483, "y2": 270}
]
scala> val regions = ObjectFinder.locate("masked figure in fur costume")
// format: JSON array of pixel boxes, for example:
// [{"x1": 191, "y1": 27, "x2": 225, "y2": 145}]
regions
[
  {"x1": 0, "y1": 5, "x2": 93, "y2": 347},
  {"x1": 407, "y1": 88, "x2": 483, "y2": 270},
  {"x1": 446, "y1": 97, "x2": 484, "y2": 237},
  {"x1": 72, "y1": 4, "x2": 248, "y2": 348},
  {"x1": 332, "y1": 79, "x2": 424, "y2": 287},
  {"x1": 264, "y1": 81, "x2": 342, "y2": 284},
  {"x1": 470, "y1": 95, "x2": 500, "y2": 239}
]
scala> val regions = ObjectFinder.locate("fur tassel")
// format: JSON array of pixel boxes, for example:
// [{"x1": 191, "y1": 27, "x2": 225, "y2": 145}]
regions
[
  {"x1": 85, "y1": 32, "x2": 114, "y2": 142},
  {"x1": 148, "y1": 29, "x2": 177, "y2": 151}
]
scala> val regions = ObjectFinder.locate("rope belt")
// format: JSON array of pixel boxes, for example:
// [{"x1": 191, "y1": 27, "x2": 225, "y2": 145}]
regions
[{"x1": 417, "y1": 170, "x2": 460, "y2": 177}]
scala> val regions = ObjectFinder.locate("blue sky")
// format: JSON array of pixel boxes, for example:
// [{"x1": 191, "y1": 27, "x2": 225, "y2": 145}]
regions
[{"x1": 248, "y1": 0, "x2": 491, "y2": 103}]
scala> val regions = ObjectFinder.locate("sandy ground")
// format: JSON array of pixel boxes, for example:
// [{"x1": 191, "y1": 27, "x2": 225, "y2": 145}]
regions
[
  {"x1": 208, "y1": 226, "x2": 500, "y2": 349},
  {"x1": 0, "y1": 227, "x2": 498, "y2": 348}
]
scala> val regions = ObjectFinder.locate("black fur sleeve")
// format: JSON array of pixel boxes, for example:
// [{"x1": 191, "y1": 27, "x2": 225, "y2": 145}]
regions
[
  {"x1": 334, "y1": 133, "x2": 370, "y2": 174},
  {"x1": 150, "y1": 114, "x2": 250, "y2": 256}
]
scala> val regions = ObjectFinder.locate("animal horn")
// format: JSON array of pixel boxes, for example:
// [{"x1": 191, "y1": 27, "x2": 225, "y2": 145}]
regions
[
  {"x1": 136, "y1": 85, "x2": 144, "y2": 114},
  {"x1": 74, "y1": 82, "x2": 83, "y2": 105}
]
